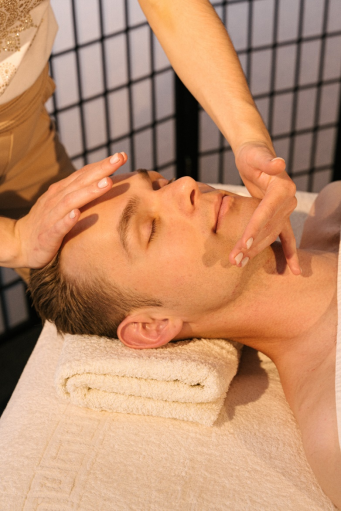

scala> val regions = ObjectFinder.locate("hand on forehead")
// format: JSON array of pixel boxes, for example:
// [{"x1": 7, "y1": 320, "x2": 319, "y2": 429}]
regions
[
  {"x1": 64, "y1": 170, "x2": 166, "y2": 243},
  {"x1": 80, "y1": 170, "x2": 166, "y2": 212}
]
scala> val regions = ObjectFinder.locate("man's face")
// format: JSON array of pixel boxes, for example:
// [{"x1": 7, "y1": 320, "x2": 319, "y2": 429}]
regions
[{"x1": 62, "y1": 171, "x2": 260, "y2": 320}]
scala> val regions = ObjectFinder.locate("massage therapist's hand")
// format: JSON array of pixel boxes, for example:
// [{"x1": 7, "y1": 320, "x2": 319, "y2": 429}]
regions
[
  {"x1": 229, "y1": 141, "x2": 301, "y2": 275},
  {"x1": 10, "y1": 152, "x2": 127, "y2": 269},
  {"x1": 138, "y1": 0, "x2": 301, "y2": 275}
]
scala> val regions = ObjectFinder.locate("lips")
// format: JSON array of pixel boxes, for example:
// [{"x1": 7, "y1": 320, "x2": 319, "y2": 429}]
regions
[{"x1": 214, "y1": 194, "x2": 231, "y2": 232}]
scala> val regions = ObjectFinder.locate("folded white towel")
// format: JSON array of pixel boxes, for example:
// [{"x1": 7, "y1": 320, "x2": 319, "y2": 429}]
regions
[{"x1": 55, "y1": 331, "x2": 242, "y2": 426}]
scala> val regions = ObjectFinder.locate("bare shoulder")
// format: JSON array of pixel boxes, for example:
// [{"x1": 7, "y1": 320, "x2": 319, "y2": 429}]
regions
[
  {"x1": 276, "y1": 284, "x2": 340, "y2": 507},
  {"x1": 300, "y1": 384, "x2": 341, "y2": 508},
  {"x1": 280, "y1": 338, "x2": 341, "y2": 508},
  {"x1": 300, "y1": 181, "x2": 341, "y2": 252}
]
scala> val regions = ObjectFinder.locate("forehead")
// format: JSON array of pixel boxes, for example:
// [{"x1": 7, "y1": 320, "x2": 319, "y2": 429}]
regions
[
  {"x1": 60, "y1": 170, "x2": 160, "y2": 273},
  {"x1": 67, "y1": 169, "x2": 160, "y2": 234},
  {"x1": 110, "y1": 169, "x2": 162, "y2": 188}
]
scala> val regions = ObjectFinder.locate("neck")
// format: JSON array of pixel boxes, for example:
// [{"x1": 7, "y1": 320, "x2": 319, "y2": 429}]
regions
[{"x1": 186, "y1": 243, "x2": 337, "y2": 362}]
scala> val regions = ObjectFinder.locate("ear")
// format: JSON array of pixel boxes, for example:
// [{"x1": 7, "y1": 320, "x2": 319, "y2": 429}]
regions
[{"x1": 117, "y1": 313, "x2": 183, "y2": 349}]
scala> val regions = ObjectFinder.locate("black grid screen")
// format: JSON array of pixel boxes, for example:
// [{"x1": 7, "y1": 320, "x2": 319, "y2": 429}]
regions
[
  {"x1": 48, "y1": 0, "x2": 177, "y2": 179},
  {"x1": 0, "y1": 0, "x2": 340, "y2": 341},
  {"x1": 199, "y1": 0, "x2": 341, "y2": 191}
]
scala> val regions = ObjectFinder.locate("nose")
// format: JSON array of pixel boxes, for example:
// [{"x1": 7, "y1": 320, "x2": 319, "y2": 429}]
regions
[{"x1": 163, "y1": 176, "x2": 198, "y2": 214}]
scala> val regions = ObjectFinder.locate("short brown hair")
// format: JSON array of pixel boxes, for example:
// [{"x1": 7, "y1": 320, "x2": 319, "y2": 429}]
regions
[{"x1": 29, "y1": 251, "x2": 163, "y2": 339}]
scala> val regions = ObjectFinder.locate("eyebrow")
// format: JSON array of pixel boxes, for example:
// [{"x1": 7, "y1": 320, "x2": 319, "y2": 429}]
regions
[
  {"x1": 136, "y1": 168, "x2": 152, "y2": 184},
  {"x1": 117, "y1": 170, "x2": 152, "y2": 257}
]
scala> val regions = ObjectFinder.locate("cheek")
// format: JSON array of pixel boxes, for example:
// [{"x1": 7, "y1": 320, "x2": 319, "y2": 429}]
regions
[
  {"x1": 144, "y1": 226, "x2": 203, "y2": 292},
  {"x1": 202, "y1": 235, "x2": 232, "y2": 268}
]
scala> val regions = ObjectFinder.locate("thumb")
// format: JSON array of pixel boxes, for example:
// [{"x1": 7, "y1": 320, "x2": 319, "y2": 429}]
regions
[
  {"x1": 241, "y1": 144, "x2": 286, "y2": 176},
  {"x1": 261, "y1": 156, "x2": 286, "y2": 176},
  {"x1": 268, "y1": 156, "x2": 286, "y2": 174}
]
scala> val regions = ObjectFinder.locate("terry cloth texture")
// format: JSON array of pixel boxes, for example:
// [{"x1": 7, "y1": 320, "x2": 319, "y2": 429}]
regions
[
  {"x1": 0, "y1": 320, "x2": 335, "y2": 511},
  {"x1": 54, "y1": 185, "x2": 318, "y2": 430},
  {"x1": 0, "y1": 187, "x2": 336, "y2": 511},
  {"x1": 55, "y1": 334, "x2": 242, "y2": 426}
]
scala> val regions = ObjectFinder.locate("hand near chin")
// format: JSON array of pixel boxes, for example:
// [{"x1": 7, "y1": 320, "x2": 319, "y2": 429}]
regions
[
  {"x1": 13, "y1": 152, "x2": 127, "y2": 269},
  {"x1": 230, "y1": 141, "x2": 301, "y2": 275}
]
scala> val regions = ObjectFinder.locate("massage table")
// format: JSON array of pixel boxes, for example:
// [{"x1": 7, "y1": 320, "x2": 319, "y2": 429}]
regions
[{"x1": 0, "y1": 186, "x2": 337, "y2": 511}]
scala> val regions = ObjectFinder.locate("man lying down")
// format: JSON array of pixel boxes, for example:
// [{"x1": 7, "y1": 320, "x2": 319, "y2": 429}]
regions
[{"x1": 29, "y1": 169, "x2": 341, "y2": 507}]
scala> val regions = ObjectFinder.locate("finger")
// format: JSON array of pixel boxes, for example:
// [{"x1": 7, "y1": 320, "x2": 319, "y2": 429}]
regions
[
  {"x1": 279, "y1": 221, "x2": 302, "y2": 275},
  {"x1": 50, "y1": 152, "x2": 127, "y2": 195},
  {"x1": 229, "y1": 198, "x2": 280, "y2": 265},
  {"x1": 38, "y1": 151, "x2": 128, "y2": 218},
  {"x1": 244, "y1": 146, "x2": 286, "y2": 176},
  {"x1": 61, "y1": 151, "x2": 128, "y2": 199},
  {"x1": 50, "y1": 175, "x2": 116, "y2": 220},
  {"x1": 228, "y1": 190, "x2": 296, "y2": 266},
  {"x1": 264, "y1": 157, "x2": 287, "y2": 176},
  {"x1": 36, "y1": 208, "x2": 81, "y2": 255},
  {"x1": 119, "y1": 151, "x2": 128, "y2": 163},
  {"x1": 229, "y1": 226, "x2": 279, "y2": 268},
  {"x1": 229, "y1": 216, "x2": 301, "y2": 275},
  {"x1": 239, "y1": 177, "x2": 297, "y2": 251},
  {"x1": 229, "y1": 230, "x2": 269, "y2": 267},
  {"x1": 68, "y1": 152, "x2": 127, "y2": 186}
]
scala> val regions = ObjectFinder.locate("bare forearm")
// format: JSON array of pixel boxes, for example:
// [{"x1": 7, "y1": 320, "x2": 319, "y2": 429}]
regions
[
  {"x1": 0, "y1": 217, "x2": 20, "y2": 267},
  {"x1": 139, "y1": 0, "x2": 272, "y2": 153}
]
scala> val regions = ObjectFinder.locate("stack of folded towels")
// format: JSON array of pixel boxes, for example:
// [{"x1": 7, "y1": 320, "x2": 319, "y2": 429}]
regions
[{"x1": 55, "y1": 332, "x2": 242, "y2": 426}]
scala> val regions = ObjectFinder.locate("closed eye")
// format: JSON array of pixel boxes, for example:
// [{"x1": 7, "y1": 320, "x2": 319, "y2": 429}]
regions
[
  {"x1": 148, "y1": 179, "x2": 174, "y2": 242},
  {"x1": 136, "y1": 169, "x2": 175, "y2": 190},
  {"x1": 148, "y1": 178, "x2": 174, "y2": 242},
  {"x1": 152, "y1": 177, "x2": 175, "y2": 190},
  {"x1": 135, "y1": 170, "x2": 174, "y2": 244},
  {"x1": 149, "y1": 219, "x2": 157, "y2": 243}
]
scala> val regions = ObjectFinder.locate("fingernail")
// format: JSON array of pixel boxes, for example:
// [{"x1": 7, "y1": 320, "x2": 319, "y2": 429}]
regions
[
  {"x1": 246, "y1": 237, "x2": 253, "y2": 250},
  {"x1": 98, "y1": 178, "x2": 108, "y2": 188},
  {"x1": 69, "y1": 210, "x2": 76, "y2": 219},
  {"x1": 110, "y1": 153, "x2": 120, "y2": 164},
  {"x1": 235, "y1": 252, "x2": 243, "y2": 265},
  {"x1": 271, "y1": 157, "x2": 285, "y2": 162},
  {"x1": 241, "y1": 256, "x2": 249, "y2": 267}
]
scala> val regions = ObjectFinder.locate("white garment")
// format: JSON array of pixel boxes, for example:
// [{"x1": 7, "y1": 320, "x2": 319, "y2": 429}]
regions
[{"x1": 0, "y1": 0, "x2": 57, "y2": 104}]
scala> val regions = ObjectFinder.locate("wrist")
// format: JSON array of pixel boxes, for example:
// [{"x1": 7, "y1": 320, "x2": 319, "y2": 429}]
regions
[
  {"x1": 234, "y1": 138, "x2": 276, "y2": 162},
  {"x1": 0, "y1": 217, "x2": 23, "y2": 268},
  {"x1": 218, "y1": 102, "x2": 274, "y2": 156},
  {"x1": 13, "y1": 218, "x2": 27, "y2": 267}
]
